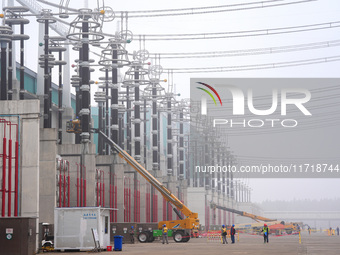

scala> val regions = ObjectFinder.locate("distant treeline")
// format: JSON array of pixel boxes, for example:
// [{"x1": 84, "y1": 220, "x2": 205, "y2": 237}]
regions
[{"x1": 257, "y1": 198, "x2": 340, "y2": 211}]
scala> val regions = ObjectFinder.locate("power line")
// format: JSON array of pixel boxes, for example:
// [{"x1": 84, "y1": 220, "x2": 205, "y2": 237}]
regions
[
  {"x1": 164, "y1": 55, "x2": 340, "y2": 73},
  {"x1": 126, "y1": 0, "x2": 317, "y2": 18},
  {"x1": 150, "y1": 39, "x2": 340, "y2": 59},
  {"x1": 136, "y1": 20, "x2": 340, "y2": 40}
]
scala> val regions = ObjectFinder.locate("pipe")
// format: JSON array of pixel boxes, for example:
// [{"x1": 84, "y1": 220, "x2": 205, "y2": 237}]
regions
[
  {"x1": 134, "y1": 178, "x2": 136, "y2": 222},
  {"x1": 83, "y1": 165, "x2": 86, "y2": 207},
  {"x1": 109, "y1": 172, "x2": 112, "y2": 221},
  {"x1": 96, "y1": 169, "x2": 99, "y2": 207},
  {"x1": 102, "y1": 170, "x2": 105, "y2": 207},
  {"x1": 123, "y1": 177, "x2": 126, "y2": 222},
  {"x1": 8, "y1": 138, "x2": 12, "y2": 216},
  {"x1": 137, "y1": 180, "x2": 140, "y2": 222},
  {"x1": 80, "y1": 165, "x2": 83, "y2": 207},
  {"x1": 76, "y1": 163, "x2": 79, "y2": 207},
  {"x1": 2, "y1": 137, "x2": 6, "y2": 217},
  {"x1": 99, "y1": 170, "x2": 101, "y2": 206},
  {"x1": 59, "y1": 160, "x2": 62, "y2": 207},
  {"x1": 14, "y1": 140, "x2": 18, "y2": 216},
  {"x1": 114, "y1": 175, "x2": 117, "y2": 221},
  {"x1": 63, "y1": 160, "x2": 66, "y2": 207},
  {"x1": 67, "y1": 161, "x2": 70, "y2": 207}
]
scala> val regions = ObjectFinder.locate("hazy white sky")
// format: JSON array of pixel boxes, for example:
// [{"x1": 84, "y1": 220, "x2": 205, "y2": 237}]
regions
[{"x1": 2, "y1": 0, "x2": 340, "y2": 203}]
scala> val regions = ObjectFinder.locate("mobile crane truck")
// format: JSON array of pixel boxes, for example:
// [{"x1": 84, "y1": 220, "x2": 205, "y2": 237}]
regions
[
  {"x1": 211, "y1": 202, "x2": 298, "y2": 234},
  {"x1": 98, "y1": 130, "x2": 200, "y2": 243}
]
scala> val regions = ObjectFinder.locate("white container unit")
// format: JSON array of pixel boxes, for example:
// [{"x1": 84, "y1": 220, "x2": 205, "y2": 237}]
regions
[{"x1": 54, "y1": 207, "x2": 110, "y2": 250}]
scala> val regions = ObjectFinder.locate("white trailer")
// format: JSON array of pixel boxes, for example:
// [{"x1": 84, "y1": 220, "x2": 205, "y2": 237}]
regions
[{"x1": 54, "y1": 207, "x2": 110, "y2": 250}]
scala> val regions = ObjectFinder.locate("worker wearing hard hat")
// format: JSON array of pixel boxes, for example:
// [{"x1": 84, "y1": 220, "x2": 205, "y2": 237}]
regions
[
  {"x1": 162, "y1": 224, "x2": 169, "y2": 244},
  {"x1": 221, "y1": 225, "x2": 228, "y2": 244},
  {"x1": 230, "y1": 224, "x2": 236, "y2": 244},
  {"x1": 261, "y1": 224, "x2": 269, "y2": 243},
  {"x1": 129, "y1": 226, "x2": 135, "y2": 244}
]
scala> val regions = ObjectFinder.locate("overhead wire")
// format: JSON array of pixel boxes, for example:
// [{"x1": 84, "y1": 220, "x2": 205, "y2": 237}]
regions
[
  {"x1": 164, "y1": 55, "x2": 340, "y2": 73},
  {"x1": 125, "y1": 0, "x2": 317, "y2": 18},
  {"x1": 150, "y1": 39, "x2": 340, "y2": 59},
  {"x1": 136, "y1": 21, "x2": 340, "y2": 40}
]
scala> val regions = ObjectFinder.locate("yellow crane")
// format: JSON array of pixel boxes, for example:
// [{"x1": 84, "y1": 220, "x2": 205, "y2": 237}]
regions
[
  {"x1": 98, "y1": 130, "x2": 199, "y2": 242},
  {"x1": 210, "y1": 202, "x2": 276, "y2": 222}
]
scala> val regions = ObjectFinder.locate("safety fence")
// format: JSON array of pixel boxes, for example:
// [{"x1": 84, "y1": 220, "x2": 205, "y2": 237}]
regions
[{"x1": 205, "y1": 230, "x2": 230, "y2": 242}]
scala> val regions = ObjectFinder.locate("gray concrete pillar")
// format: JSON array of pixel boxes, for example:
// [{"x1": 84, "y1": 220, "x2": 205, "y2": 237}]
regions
[{"x1": 39, "y1": 128, "x2": 57, "y2": 224}]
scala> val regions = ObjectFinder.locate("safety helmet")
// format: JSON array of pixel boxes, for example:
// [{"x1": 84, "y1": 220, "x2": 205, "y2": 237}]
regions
[
  {"x1": 163, "y1": 224, "x2": 166, "y2": 227},
  {"x1": 232, "y1": 224, "x2": 235, "y2": 227},
  {"x1": 222, "y1": 225, "x2": 225, "y2": 227},
  {"x1": 131, "y1": 226, "x2": 134, "y2": 229},
  {"x1": 264, "y1": 224, "x2": 267, "y2": 227}
]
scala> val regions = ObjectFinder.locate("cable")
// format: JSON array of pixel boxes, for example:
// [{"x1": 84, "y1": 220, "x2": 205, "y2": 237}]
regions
[
  {"x1": 136, "y1": 21, "x2": 340, "y2": 40},
  {"x1": 36, "y1": 0, "x2": 78, "y2": 12},
  {"x1": 126, "y1": 0, "x2": 317, "y2": 18},
  {"x1": 164, "y1": 55, "x2": 340, "y2": 73},
  {"x1": 150, "y1": 39, "x2": 340, "y2": 59}
]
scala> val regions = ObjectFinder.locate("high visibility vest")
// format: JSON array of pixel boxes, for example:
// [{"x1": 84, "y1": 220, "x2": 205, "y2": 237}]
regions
[
  {"x1": 263, "y1": 227, "x2": 268, "y2": 233},
  {"x1": 163, "y1": 227, "x2": 168, "y2": 233},
  {"x1": 222, "y1": 227, "x2": 227, "y2": 233}
]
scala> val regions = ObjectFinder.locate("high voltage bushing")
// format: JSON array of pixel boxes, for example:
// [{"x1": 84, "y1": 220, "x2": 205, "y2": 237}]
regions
[
  {"x1": 37, "y1": 9, "x2": 57, "y2": 128},
  {"x1": 0, "y1": 24, "x2": 12, "y2": 101},
  {"x1": 144, "y1": 77, "x2": 165, "y2": 171},
  {"x1": 177, "y1": 100, "x2": 190, "y2": 181},
  {"x1": 49, "y1": 36, "x2": 67, "y2": 144},
  {"x1": 117, "y1": 100, "x2": 126, "y2": 148},
  {"x1": 161, "y1": 91, "x2": 178, "y2": 177},
  {"x1": 3, "y1": 6, "x2": 30, "y2": 101},
  {"x1": 70, "y1": 43, "x2": 83, "y2": 144},
  {"x1": 141, "y1": 91, "x2": 151, "y2": 165},
  {"x1": 119, "y1": 84, "x2": 135, "y2": 155},
  {"x1": 94, "y1": 91, "x2": 107, "y2": 154},
  {"x1": 96, "y1": 67, "x2": 112, "y2": 155},
  {"x1": 99, "y1": 37, "x2": 130, "y2": 146},
  {"x1": 67, "y1": 9, "x2": 104, "y2": 144},
  {"x1": 123, "y1": 57, "x2": 150, "y2": 161}
]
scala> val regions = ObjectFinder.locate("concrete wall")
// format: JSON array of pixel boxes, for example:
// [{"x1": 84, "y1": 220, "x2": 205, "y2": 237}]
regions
[
  {"x1": 57, "y1": 143, "x2": 97, "y2": 207},
  {"x1": 0, "y1": 100, "x2": 40, "y2": 252},
  {"x1": 39, "y1": 128, "x2": 57, "y2": 224},
  {"x1": 187, "y1": 187, "x2": 206, "y2": 227},
  {"x1": 187, "y1": 187, "x2": 262, "y2": 229}
]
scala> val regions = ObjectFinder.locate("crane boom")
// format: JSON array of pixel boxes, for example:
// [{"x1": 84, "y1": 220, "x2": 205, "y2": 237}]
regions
[
  {"x1": 211, "y1": 203, "x2": 275, "y2": 222},
  {"x1": 98, "y1": 130, "x2": 199, "y2": 222}
]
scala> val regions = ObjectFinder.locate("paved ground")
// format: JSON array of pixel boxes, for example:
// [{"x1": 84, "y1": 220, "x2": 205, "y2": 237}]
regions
[{"x1": 59, "y1": 233, "x2": 340, "y2": 255}]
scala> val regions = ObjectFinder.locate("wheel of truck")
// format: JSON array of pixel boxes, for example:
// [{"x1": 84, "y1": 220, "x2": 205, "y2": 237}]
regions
[
  {"x1": 182, "y1": 232, "x2": 190, "y2": 242},
  {"x1": 183, "y1": 234, "x2": 190, "y2": 242},
  {"x1": 173, "y1": 230, "x2": 185, "y2": 242},
  {"x1": 138, "y1": 232, "x2": 149, "y2": 243},
  {"x1": 147, "y1": 233, "x2": 155, "y2": 242}
]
